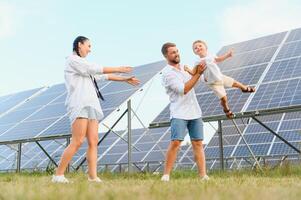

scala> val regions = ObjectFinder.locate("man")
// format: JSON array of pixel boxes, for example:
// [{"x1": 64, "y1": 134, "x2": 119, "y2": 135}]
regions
[{"x1": 160, "y1": 42, "x2": 209, "y2": 181}]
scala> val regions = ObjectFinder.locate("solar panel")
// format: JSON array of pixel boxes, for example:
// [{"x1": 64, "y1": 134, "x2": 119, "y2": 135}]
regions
[
  {"x1": 0, "y1": 88, "x2": 43, "y2": 114},
  {"x1": 0, "y1": 61, "x2": 165, "y2": 143}
]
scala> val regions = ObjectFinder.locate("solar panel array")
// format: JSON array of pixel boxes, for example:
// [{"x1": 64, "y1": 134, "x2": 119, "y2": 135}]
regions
[{"x1": 0, "y1": 61, "x2": 165, "y2": 171}]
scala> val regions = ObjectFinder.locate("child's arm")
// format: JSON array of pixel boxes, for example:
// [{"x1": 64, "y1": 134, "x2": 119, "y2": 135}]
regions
[
  {"x1": 215, "y1": 48, "x2": 234, "y2": 63},
  {"x1": 184, "y1": 65, "x2": 197, "y2": 75}
]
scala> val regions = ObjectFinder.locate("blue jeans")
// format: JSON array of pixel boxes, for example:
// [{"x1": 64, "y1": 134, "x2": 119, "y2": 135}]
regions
[{"x1": 170, "y1": 118, "x2": 204, "y2": 141}]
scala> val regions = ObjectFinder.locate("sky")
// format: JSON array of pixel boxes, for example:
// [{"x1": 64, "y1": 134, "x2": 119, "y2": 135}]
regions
[
  {"x1": 1, "y1": 0, "x2": 301, "y2": 142},
  {"x1": 1, "y1": 0, "x2": 300, "y2": 96}
]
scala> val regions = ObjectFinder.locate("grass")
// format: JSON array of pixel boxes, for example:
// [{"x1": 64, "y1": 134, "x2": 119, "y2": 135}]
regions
[{"x1": 0, "y1": 164, "x2": 301, "y2": 200}]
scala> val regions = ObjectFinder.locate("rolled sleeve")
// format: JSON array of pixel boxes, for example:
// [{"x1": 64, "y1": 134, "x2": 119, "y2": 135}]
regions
[
  {"x1": 68, "y1": 55, "x2": 104, "y2": 76},
  {"x1": 95, "y1": 74, "x2": 109, "y2": 81}
]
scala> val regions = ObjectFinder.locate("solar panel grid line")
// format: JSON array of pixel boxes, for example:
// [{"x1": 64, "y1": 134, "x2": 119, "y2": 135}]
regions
[
  {"x1": 217, "y1": 32, "x2": 286, "y2": 56},
  {"x1": 0, "y1": 91, "x2": 66, "y2": 140},
  {"x1": 217, "y1": 46, "x2": 278, "y2": 70},
  {"x1": 32, "y1": 114, "x2": 69, "y2": 139},
  {"x1": 241, "y1": 30, "x2": 291, "y2": 112},
  {"x1": 247, "y1": 78, "x2": 301, "y2": 111},
  {"x1": 24, "y1": 66, "x2": 148, "y2": 142},
  {"x1": 262, "y1": 57, "x2": 301, "y2": 83},
  {"x1": 232, "y1": 115, "x2": 284, "y2": 157},
  {"x1": 0, "y1": 142, "x2": 39, "y2": 167},
  {"x1": 112, "y1": 129, "x2": 170, "y2": 171},
  {"x1": 261, "y1": 76, "x2": 301, "y2": 86},
  {"x1": 21, "y1": 140, "x2": 59, "y2": 168},
  {"x1": 267, "y1": 113, "x2": 290, "y2": 156},
  {"x1": 174, "y1": 147, "x2": 196, "y2": 170},
  {"x1": 111, "y1": 128, "x2": 151, "y2": 171},
  {"x1": 33, "y1": 80, "x2": 114, "y2": 140},
  {"x1": 36, "y1": 140, "x2": 67, "y2": 168},
  {"x1": 76, "y1": 76, "x2": 162, "y2": 165},
  {"x1": 220, "y1": 62, "x2": 268, "y2": 74},
  {"x1": 226, "y1": 43, "x2": 280, "y2": 57},
  {"x1": 0, "y1": 94, "x2": 13, "y2": 104},
  {"x1": 0, "y1": 91, "x2": 69, "y2": 166},
  {"x1": 229, "y1": 118, "x2": 255, "y2": 158},
  {"x1": 285, "y1": 28, "x2": 301, "y2": 43},
  {"x1": 0, "y1": 87, "x2": 46, "y2": 119},
  {"x1": 275, "y1": 40, "x2": 301, "y2": 60},
  {"x1": 73, "y1": 108, "x2": 148, "y2": 166},
  {"x1": 140, "y1": 128, "x2": 171, "y2": 162}
]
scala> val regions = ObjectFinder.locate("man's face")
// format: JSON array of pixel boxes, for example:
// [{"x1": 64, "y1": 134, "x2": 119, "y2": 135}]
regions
[{"x1": 165, "y1": 46, "x2": 180, "y2": 64}]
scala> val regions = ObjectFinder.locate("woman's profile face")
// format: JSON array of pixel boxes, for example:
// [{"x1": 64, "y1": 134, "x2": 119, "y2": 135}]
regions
[{"x1": 78, "y1": 40, "x2": 91, "y2": 57}]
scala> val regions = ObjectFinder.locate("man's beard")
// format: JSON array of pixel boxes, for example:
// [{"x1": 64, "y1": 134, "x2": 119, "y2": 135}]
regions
[{"x1": 170, "y1": 57, "x2": 180, "y2": 64}]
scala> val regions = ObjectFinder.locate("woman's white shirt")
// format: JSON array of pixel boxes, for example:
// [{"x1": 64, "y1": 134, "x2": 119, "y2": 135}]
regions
[{"x1": 64, "y1": 54, "x2": 108, "y2": 124}]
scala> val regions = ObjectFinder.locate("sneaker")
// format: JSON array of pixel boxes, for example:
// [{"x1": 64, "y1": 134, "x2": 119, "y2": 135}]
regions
[
  {"x1": 161, "y1": 174, "x2": 170, "y2": 182},
  {"x1": 51, "y1": 175, "x2": 69, "y2": 183},
  {"x1": 88, "y1": 177, "x2": 103, "y2": 183},
  {"x1": 200, "y1": 175, "x2": 210, "y2": 181}
]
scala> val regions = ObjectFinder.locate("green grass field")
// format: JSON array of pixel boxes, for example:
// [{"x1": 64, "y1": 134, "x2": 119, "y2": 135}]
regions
[{"x1": 0, "y1": 164, "x2": 301, "y2": 200}]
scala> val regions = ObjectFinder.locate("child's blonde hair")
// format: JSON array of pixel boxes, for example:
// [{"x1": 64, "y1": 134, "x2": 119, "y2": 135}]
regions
[{"x1": 192, "y1": 40, "x2": 208, "y2": 49}]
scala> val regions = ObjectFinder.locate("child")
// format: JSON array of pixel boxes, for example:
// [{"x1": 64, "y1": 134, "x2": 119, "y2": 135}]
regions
[{"x1": 185, "y1": 40, "x2": 255, "y2": 118}]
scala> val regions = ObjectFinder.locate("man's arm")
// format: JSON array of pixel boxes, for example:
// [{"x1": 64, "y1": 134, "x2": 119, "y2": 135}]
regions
[
  {"x1": 184, "y1": 65, "x2": 196, "y2": 75},
  {"x1": 184, "y1": 62, "x2": 206, "y2": 94},
  {"x1": 215, "y1": 48, "x2": 233, "y2": 63}
]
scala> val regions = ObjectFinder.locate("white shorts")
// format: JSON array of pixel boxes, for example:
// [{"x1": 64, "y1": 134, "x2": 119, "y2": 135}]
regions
[{"x1": 207, "y1": 75, "x2": 234, "y2": 99}]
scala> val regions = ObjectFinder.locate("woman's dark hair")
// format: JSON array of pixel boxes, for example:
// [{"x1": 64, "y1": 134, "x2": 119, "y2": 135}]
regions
[{"x1": 73, "y1": 36, "x2": 89, "y2": 57}]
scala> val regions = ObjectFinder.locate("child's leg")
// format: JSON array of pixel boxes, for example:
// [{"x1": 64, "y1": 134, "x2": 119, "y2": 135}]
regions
[
  {"x1": 220, "y1": 95, "x2": 230, "y2": 111},
  {"x1": 232, "y1": 80, "x2": 247, "y2": 90},
  {"x1": 220, "y1": 95, "x2": 234, "y2": 118},
  {"x1": 210, "y1": 83, "x2": 234, "y2": 118},
  {"x1": 223, "y1": 75, "x2": 255, "y2": 93}
]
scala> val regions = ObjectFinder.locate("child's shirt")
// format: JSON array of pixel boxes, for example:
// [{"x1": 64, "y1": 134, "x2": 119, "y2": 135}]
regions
[{"x1": 194, "y1": 53, "x2": 223, "y2": 84}]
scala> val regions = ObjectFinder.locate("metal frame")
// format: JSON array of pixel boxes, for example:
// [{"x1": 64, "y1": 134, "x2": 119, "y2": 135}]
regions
[
  {"x1": 0, "y1": 100, "x2": 135, "y2": 173},
  {"x1": 1, "y1": 104, "x2": 301, "y2": 173},
  {"x1": 149, "y1": 105, "x2": 301, "y2": 170}
]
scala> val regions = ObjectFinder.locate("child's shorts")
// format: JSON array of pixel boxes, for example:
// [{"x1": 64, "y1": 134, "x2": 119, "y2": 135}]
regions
[{"x1": 208, "y1": 75, "x2": 234, "y2": 99}]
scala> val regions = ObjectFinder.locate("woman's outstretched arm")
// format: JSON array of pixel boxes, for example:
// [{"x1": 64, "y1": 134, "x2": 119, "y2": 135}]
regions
[
  {"x1": 103, "y1": 66, "x2": 133, "y2": 74},
  {"x1": 107, "y1": 74, "x2": 140, "y2": 86}
]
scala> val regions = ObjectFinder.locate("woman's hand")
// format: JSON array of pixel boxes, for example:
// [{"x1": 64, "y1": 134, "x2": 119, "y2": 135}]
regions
[
  {"x1": 227, "y1": 48, "x2": 234, "y2": 58},
  {"x1": 125, "y1": 76, "x2": 140, "y2": 86},
  {"x1": 119, "y1": 66, "x2": 133, "y2": 73}
]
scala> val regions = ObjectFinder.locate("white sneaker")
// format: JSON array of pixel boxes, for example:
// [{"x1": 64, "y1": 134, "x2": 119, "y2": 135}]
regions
[
  {"x1": 200, "y1": 175, "x2": 210, "y2": 181},
  {"x1": 88, "y1": 177, "x2": 103, "y2": 183},
  {"x1": 51, "y1": 175, "x2": 70, "y2": 183},
  {"x1": 161, "y1": 174, "x2": 170, "y2": 182}
]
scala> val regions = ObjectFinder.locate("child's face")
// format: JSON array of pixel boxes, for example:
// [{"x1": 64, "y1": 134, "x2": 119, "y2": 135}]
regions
[{"x1": 193, "y1": 42, "x2": 207, "y2": 56}]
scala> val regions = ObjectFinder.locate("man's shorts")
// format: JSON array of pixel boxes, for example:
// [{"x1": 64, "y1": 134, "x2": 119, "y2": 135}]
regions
[
  {"x1": 208, "y1": 75, "x2": 234, "y2": 99},
  {"x1": 170, "y1": 117, "x2": 204, "y2": 141}
]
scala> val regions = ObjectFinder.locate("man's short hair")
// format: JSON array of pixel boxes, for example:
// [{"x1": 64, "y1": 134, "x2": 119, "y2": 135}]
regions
[{"x1": 161, "y1": 42, "x2": 176, "y2": 56}]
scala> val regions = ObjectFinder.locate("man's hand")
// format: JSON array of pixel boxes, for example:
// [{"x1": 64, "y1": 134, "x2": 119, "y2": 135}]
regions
[
  {"x1": 125, "y1": 76, "x2": 140, "y2": 86},
  {"x1": 196, "y1": 61, "x2": 207, "y2": 75},
  {"x1": 119, "y1": 66, "x2": 133, "y2": 73},
  {"x1": 184, "y1": 65, "x2": 196, "y2": 75}
]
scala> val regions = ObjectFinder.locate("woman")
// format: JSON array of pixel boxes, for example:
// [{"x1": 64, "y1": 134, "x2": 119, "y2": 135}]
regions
[{"x1": 52, "y1": 36, "x2": 140, "y2": 183}]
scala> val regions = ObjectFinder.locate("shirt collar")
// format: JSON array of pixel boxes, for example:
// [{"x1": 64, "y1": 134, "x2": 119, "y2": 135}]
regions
[{"x1": 167, "y1": 64, "x2": 184, "y2": 72}]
